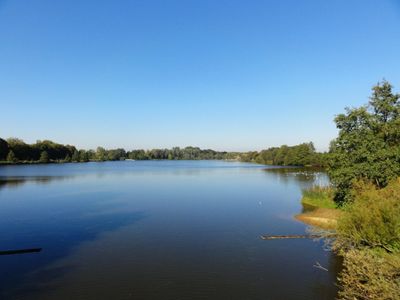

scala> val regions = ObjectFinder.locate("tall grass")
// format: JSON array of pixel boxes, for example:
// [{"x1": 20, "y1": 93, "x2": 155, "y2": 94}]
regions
[{"x1": 301, "y1": 186, "x2": 336, "y2": 209}]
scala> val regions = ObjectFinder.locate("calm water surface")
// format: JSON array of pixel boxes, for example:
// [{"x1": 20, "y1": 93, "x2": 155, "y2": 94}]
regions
[{"x1": 0, "y1": 161, "x2": 339, "y2": 299}]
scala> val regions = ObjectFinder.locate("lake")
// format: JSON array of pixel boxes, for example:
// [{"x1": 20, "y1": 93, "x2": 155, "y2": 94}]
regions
[{"x1": 0, "y1": 160, "x2": 339, "y2": 299}]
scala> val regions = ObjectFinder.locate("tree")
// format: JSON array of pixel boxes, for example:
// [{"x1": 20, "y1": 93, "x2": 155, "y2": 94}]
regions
[
  {"x1": 241, "y1": 143, "x2": 319, "y2": 166},
  {"x1": 7, "y1": 138, "x2": 36, "y2": 161},
  {"x1": 107, "y1": 148, "x2": 126, "y2": 160},
  {"x1": 39, "y1": 151, "x2": 49, "y2": 163},
  {"x1": 96, "y1": 147, "x2": 106, "y2": 161},
  {"x1": 128, "y1": 149, "x2": 148, "y2": 160},
  {"x1": 64, "y1": 154, "x2": 71, "y2": 162},
  {"x1": 71, "y1": 150, "x2": 80, "y2": 162},
  {"x1": 328, "y1": 80, "x2": 400, "y2": 204},
  {"x1": 79, "y1": 150, "x2": 89, "y2": 162},
  {"x1": 0, "y1": 138, "x2": 9, "y2": 160},
  {"x1": 6, "y1": 150, "x2": 17, "y2": 163}
]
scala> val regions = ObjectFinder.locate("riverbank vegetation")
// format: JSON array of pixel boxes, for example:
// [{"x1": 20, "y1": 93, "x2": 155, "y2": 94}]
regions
[
  {"x1": 300, "y1": 81, "x2": 400, "y2": 299},
  {"x1": 333, "y1": 179, "x2": 400, "y2": 299},
  {"x1": 301, "y1": 186, "x2": 336, "y2": 209}
]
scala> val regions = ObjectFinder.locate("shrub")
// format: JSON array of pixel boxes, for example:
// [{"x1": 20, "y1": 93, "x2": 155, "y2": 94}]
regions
[
  {"x1": 338, "y1": 249, "x2": 400, "y2": 300},
  {"x1": 335, "y1": 179, "x2": 400, "y2": 253}
]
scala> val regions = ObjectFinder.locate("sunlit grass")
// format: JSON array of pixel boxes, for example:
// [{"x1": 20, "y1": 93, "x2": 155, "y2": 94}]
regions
[{"x1": 301, "y1": 186, "x2": 337, "y2": 209}]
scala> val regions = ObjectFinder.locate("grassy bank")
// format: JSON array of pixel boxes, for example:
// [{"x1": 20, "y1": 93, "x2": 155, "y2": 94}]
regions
[
  {"x1": 301, "y1": 186, "x2": 337, "y2": 209},
  {"x1": 296, "y1": 186, "x2": 339, "y2": 229}
]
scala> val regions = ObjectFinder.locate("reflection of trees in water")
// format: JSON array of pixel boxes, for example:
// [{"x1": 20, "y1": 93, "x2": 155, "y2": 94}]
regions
[
  {"x1": 263, "y1": 167, "x2": 329, "y2": 187},
  {"x1": 0, "y1": 176, "x2": 73, "y2": 190}
]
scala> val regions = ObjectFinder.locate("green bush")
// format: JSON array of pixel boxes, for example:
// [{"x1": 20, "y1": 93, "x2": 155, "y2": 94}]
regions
[{"x1": 335, "y1": 179, "x2": 400, "y2": 253}]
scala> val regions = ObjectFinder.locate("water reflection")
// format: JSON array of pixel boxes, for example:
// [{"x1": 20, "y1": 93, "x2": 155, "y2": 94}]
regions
[
  {"x1": 0, "y1": 176, "x2": 74, "y2": 191},
  {"x1": 263, "y1": 167, "x2": 329, "y2": 187}
]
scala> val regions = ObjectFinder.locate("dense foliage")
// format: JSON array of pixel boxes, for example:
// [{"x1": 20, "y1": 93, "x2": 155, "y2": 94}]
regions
[
  {"x1": 239, "y1": 142, "x2": 325, "y2": 166},
  {"x1": 333, "y1": 179, "x2": 400, "y2": 300},
  {"x1": 0, "y1": 139, "x2": 239, "y2": 163},
  {"x1": 0, "y1": 138, "x2": 124, "y2": 163},
  {"x1": 328, "y1": 81, "x2": 400, "y2": 204},
  {"x1": 338, "y1": 249, "x2": 400, "y2": 300},
  {"x1": 3, "y1": 138, "x2": 77, "y2": 162},
  {"x1": 335, "y1": 179, "x2": 400, "y2": 253},
  {"x1": 0, "y1": 137, "x2": 326, "y2": 166},
  {"x1": 127, "y1": 146, "x2": 236, "y2": 160}
]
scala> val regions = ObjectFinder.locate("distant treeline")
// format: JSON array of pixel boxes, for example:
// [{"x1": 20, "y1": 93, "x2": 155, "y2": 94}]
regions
[
  {"x1": 0, "y1": 137, "x2": 324, "y2": 166},
  {"x1": 0, "y1": 138, "x2": 239, "y2": 163},
  {"x1": 239, "y1": 142, "x2": 326, "y2": 166}
]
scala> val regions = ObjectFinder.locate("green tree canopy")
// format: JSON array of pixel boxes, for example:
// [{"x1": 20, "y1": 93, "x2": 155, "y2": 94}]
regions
[
  {"x1": 241, "y1": 143, "x2": 321, "y2": 166},
  {"x1": 96, "y1": 147, "x2": 106, "y2": 161},
  {"x1": 79, "y1": 150, "x2": 89, "y2": 162},
  {"x1": 328, "y1": 80, "x2": 400, "y2": 204}
]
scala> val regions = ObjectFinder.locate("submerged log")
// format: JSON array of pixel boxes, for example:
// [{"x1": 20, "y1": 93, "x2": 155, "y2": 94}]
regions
[
  {"x1": 260, "y1": 235, "x2": 321, "y2": 240},
  {"x1": 0, "y1": 248, "x2": 42, "y2": 256}
]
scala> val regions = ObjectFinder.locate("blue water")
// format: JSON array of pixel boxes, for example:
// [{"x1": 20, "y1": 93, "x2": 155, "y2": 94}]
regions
[{"x1": 0, "y1": 161, "x2": 338, "y2": 299}]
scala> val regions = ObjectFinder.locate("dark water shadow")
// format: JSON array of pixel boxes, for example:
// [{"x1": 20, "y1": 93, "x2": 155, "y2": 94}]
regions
[
  {"x1": 0, "y1": 176, "x2": 76, "y2": 191},
  {"x1": 0, "y1": 204, "x2": 146, "y2": 299}
]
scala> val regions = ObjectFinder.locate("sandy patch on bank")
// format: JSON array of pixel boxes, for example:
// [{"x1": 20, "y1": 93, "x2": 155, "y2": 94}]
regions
[{"x1": 295, "y1": 208, "x2": 341, "y2": 230}]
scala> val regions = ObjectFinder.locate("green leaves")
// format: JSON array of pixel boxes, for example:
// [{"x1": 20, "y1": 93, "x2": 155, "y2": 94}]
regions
[
  {"x1": 328, "y1": 81, "x2": 400, "y2": 204},
  {"x1": 242, "y1": 142, "x2": 322, "y2": 166},
  {"x1": 336, "y1": 179, "x2": 400, "y2": 253}
]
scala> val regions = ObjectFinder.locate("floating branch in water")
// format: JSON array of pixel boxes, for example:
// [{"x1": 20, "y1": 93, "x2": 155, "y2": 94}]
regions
[
  {"x1": 313, "y1": 261, "x2": 328, "y2": 271},
  {"x1": 260, "y1": 234, "x2": 321, "y2": 240},
  {"x1": 0, "y1": 248, "x2": 42, "y2": 256}
]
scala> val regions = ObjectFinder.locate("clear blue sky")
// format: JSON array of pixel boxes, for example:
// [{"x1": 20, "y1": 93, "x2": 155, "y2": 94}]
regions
[{"x1": 1, "y1": 0, "x2": 400, "y2": 151}]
